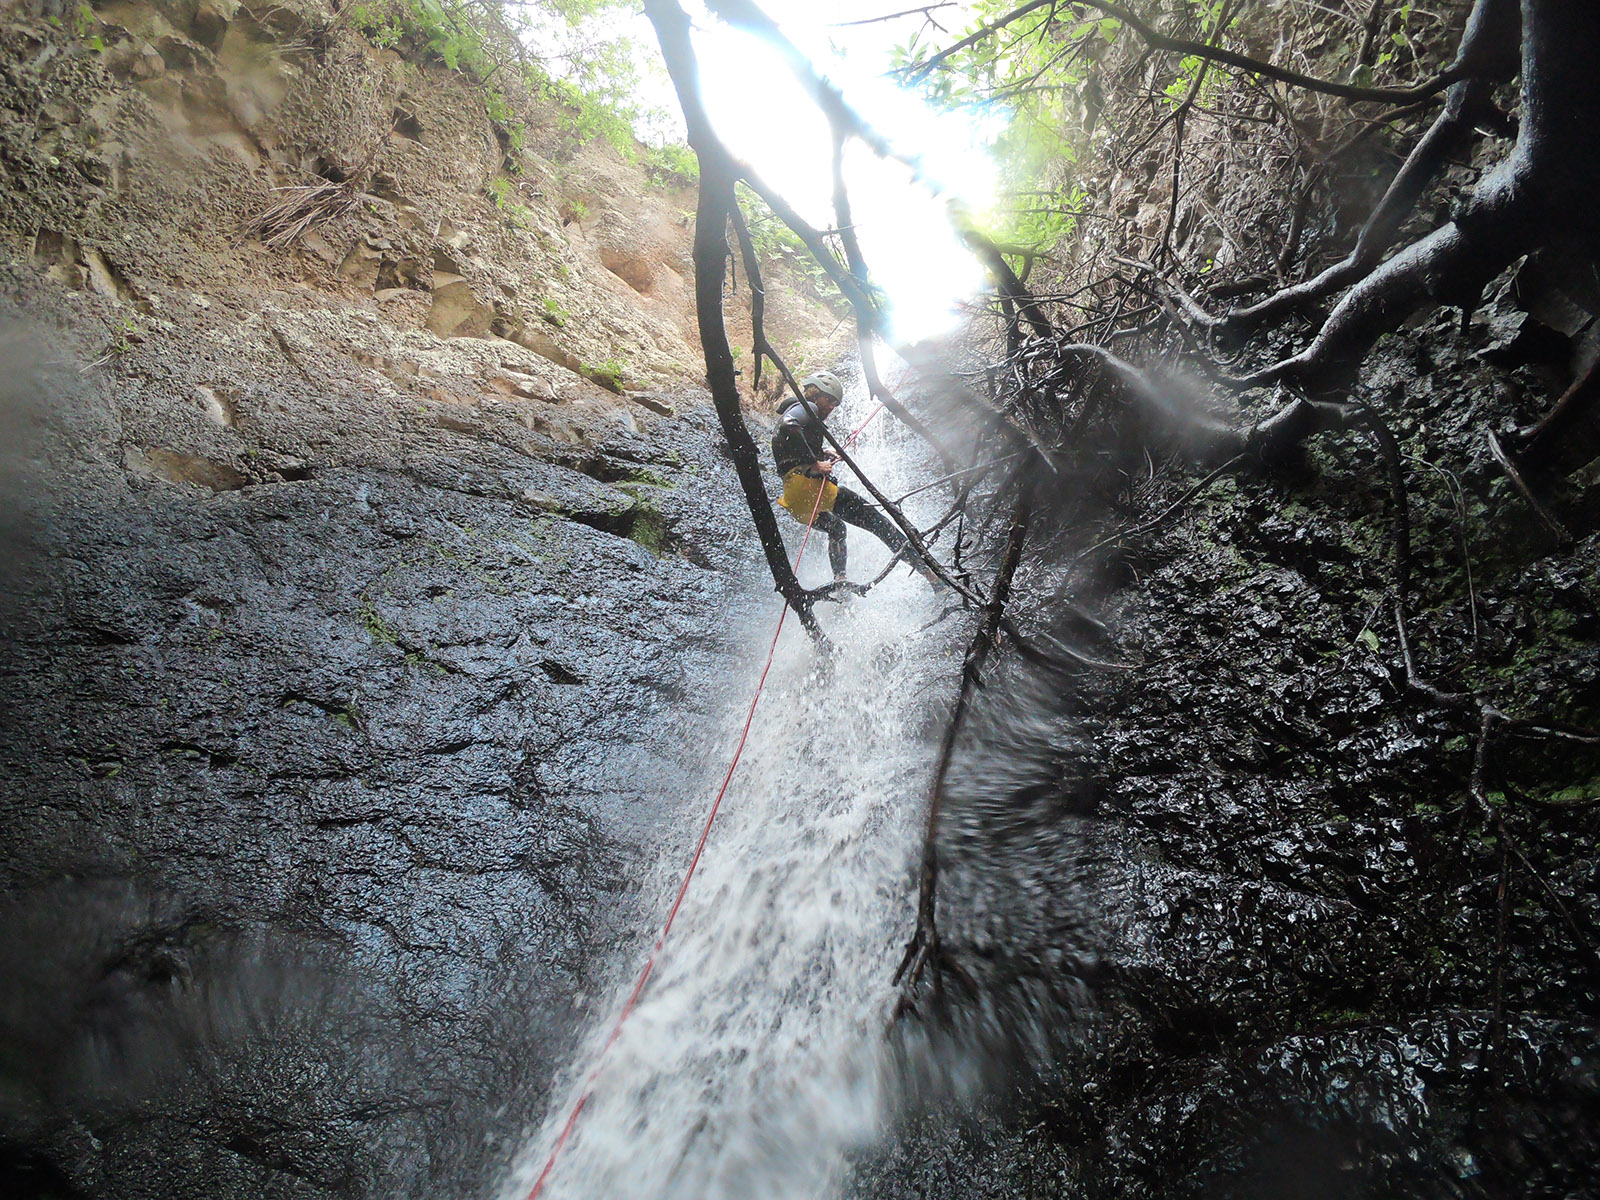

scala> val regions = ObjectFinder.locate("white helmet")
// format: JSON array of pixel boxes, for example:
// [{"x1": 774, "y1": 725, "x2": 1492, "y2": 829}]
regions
[{"x1": 800, "y1": 371, "x2": 845, "y2": 405}]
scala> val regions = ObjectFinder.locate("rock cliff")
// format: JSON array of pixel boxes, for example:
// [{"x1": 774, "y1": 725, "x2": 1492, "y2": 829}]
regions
[{"x1": 0, "y1": 2, "x2": 835, "y2": 1194}]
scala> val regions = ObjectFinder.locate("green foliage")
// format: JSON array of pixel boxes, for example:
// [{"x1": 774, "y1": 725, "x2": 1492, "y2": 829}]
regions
[
  {"x1": 504, "y1": 0, "x2": 662, "y2": 156},
  {"x1": 1380, "y1": 1, "x2": 1415, "y2": 66},
  {"x1": 52, "y1": 3, "x2": 103, "y2": 48},
  {"x1": 91, "y1": 312, "x2": 143, "y2": 365},
  {"x1": 536, "y1": 73, "x2": 637, "y2": 156},
  {"x1": 346, "y1": 1, "x2": 654, "y2": 160},
  {"x1": 891, "y1": 0, "x2": 1237, "y2": 255},
  {"x1": 891, "y1": 1, "x2": 1092, "y2": 253},
  {"x1": 483, "y1": 88, "x2": 524, "y2": 150},
  {"x1": 993, "y1": 185, "x2": 1089, "y2": 258},
  {"x1": 582, "y1": 358, "x2": 627, "y2": 391},
  {"x1": 360, "y1": 603, "x2": 399, "y2": 645},
  {"x1": 1160, "y1": 4, "x2": 1240, "y2": 106},
  {"x1": 734, "y1": 184, "x2": 834, "y2": 296},
  {"x1": 620, "y1": 467, "x2": 674, "y2": 489},
  {"x1": 643, "y1": 142, "x2": 699, "y2": 188},
  {"x1": 348, "y1": 0, "x2": 495, "y2": 77},
  {"x1": 618, "y1": 484, "x2": 671, "y2": 553},
  {"x1": 487, "y1": 175, "x2": 533, "y2": 227},
  {"x1": 349, "y1": 0, "x2": 523, "y2": 143},
  {"x1": 736, "y1": 189, "x2": 795, "y2": 260},
  {"x1": 628, "y1": 505, "x2": 667, "y2": 554},
  {"x1": 1163, "y1": 53, "x2": 1206, "y2": 104}
]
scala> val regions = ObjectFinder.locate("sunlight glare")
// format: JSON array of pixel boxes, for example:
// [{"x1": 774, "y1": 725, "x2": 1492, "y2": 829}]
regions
[
  {"x1": 681, "y1": 1, "x2": 995, "y2": 343},
  {"x1": 693, "y1": 22, "x2": 834, "y2": 215}
]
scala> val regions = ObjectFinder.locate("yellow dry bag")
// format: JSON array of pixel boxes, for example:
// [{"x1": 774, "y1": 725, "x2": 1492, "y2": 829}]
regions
[{"x1": 778, "y1": 469, "x2": 839, "y2": 518}]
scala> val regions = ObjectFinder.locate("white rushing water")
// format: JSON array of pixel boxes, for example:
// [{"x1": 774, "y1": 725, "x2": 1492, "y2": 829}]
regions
[{"x1": 503, "y1": 377, "x2": 957, "y2": 1200}]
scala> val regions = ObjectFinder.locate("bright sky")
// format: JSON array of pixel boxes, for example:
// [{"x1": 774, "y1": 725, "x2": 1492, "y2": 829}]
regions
[{"x1": 637, "y1": 1, "x2": 996, "y2": 344}]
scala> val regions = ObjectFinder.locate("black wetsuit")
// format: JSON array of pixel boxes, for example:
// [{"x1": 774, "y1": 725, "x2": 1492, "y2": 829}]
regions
[{"x1": 770, "y1": 398, "x2": 906, "y2": 577}]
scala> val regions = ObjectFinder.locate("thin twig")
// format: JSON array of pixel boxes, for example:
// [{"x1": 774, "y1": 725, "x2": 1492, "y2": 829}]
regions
[
  {"x1": 894, "y1": 483, "x2": 1034, "y2": 1015},
  {"x1": 1485, "y1": 428, "x2": 1571, "y2": 544},
  {"x1": 1071, "y1": 455, "x2": 1245, "y2": 566}
]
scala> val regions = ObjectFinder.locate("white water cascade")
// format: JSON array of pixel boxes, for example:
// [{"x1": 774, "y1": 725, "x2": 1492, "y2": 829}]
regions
[{"x1": 504, "y1": 376, "x2": 959, "y2": 1200}]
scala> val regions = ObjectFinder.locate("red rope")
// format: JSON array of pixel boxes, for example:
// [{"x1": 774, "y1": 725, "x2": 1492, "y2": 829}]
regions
[{"x1": 523, "y1": 402, "x2": 882, "y2": 1199}]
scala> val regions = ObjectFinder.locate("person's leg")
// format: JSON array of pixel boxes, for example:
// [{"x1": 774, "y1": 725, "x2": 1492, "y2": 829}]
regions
[
  {"x1": 832, "y1": 486, "x2": 947, "y2": 591},
  {"x1": 832, "y1": 487, "x2": 906, "y2": 556},
  {"x1": 812, "y1": 510, "x2": 848, "y2": 578}
]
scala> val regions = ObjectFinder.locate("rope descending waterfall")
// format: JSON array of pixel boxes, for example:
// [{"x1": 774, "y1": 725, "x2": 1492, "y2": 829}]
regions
[{"x1": 523, "y1": 402, "x2": 885, "y2": 1199}]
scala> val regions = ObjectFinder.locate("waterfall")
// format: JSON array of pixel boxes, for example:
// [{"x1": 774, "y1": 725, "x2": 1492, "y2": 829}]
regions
[{"x1": 504, "y1": 375, "x2": 957, "y2": 1200}]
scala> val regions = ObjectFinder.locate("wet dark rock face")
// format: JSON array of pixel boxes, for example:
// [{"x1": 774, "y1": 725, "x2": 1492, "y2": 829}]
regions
[
  {"x1": 858, "y1": 297, "x2": 1600, "y2": 1194},
  {"x1": 2, "y1": 3, "x2": 1597, "y2": 1189},
  {"x1": 0, "y1": 315, "x2": 765, "y2": 1198},
  {"x1": 0, "y1": 2, "x2": 816, "y2": 1190}
]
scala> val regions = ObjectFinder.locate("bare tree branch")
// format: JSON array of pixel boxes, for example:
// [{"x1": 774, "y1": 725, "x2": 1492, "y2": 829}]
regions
[
  {"x1": 901, "y1": 0, "x2": 1471, "y2": 104},
  {"x1": 894, "y1": 481, "x2": 1034, "y2": 1011},
  {"x1": 826, "y1": 127, "x2": 965, "y2": 476},
  {"x1": 646, "y1": 0, "x2": 823, "y2": 636},
  {"x1": 1171, "y1": 0, "x2": 1521, "y2": 334}
]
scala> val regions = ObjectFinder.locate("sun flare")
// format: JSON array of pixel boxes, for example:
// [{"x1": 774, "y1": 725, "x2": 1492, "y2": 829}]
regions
[{"x1": 677, "y1": 2, "x2": 997, "y2": 343}]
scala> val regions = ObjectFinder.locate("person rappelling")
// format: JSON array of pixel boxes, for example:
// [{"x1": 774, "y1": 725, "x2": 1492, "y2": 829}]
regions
[{"x1": 770, "y1": 371, "x2": 941, "y2": 591}]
